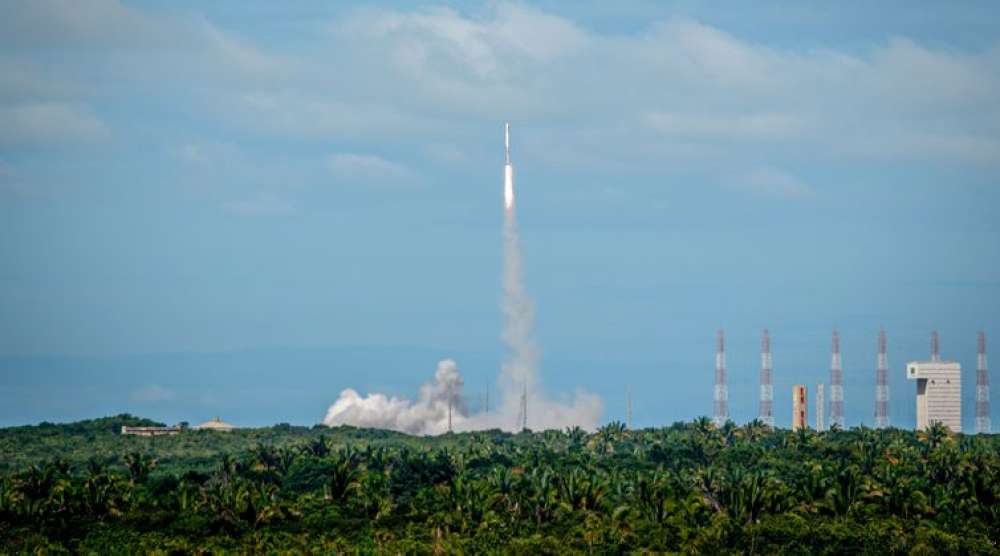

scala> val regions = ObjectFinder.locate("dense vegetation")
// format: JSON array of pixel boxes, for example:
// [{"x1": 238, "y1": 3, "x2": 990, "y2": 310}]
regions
[{"x1": 1, "y1": 415, "x2": 998, "y2": 553}]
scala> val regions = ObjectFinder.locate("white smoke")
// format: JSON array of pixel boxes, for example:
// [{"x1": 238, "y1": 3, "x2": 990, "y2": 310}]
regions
[
  {"x1": 322, "y1": 126, "x2": 602, "y2": 434},
  {"x1": 323, "y1": 359, "x2": 464, "y2": 435},
  {"x1": 498, "y1": 198, "x2": 602, "y2": 432}
]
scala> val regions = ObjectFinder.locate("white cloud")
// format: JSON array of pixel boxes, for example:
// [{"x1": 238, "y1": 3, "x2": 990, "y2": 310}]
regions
[
  {"x1": 327, "y1": 153, "x2": 415, "y2": 185},
  {"x1": 740, "y1": 168, "x2": 813, "y2": 199},
  {"x1": 644, "y1": 111, "x2": 805, "y2": 140},
  {"x1": 3, "y1": 1, "x2": 999, "y2": 172},
  {"x1": 0, "y1": 102, "x2": 107, "y2": 144}
]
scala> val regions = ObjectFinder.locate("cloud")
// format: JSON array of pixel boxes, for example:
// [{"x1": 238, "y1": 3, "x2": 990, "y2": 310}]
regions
[
  {"x1": 0, "y1": 102, "x2": 107, "y2": 145},
  {"x1": 171, "y1": 141, "x2": 242, "y2": 167},
  {"x1": 3, "y1": 1, "x2": 999, "y2": 174},
  {"x1": 739, "y1": 168, "x2": 813, "y2": 199},
  {"x1": 131, "y1": 384, "x2": 175, "y2": 403},
  {"x1": 223, "y1": 192, "x2": 295, "y2": 216},
  {"x1": 327, "y1": 153, "x2": 415, "y2": 185},
  {"x1": 223, "y1": 92, "x2": 432, "y2": 140},
  {"x1": 644, "y1": 111, "x2": 805, "y2": 140}
]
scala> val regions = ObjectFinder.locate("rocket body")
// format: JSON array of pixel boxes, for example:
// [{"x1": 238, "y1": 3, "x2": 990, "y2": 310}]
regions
[{"x1": 504, "y1": 123, "x2": 514, "y2": 210}]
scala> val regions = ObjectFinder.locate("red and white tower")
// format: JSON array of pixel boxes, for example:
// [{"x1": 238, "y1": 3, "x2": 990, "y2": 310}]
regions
[
  {"x1": 977, "y1": 331, "x2": 991, "y2": 434},
  {"x1": 759, "y1": 329, "x2": 774, "y2": 427},
  {"x1": 714, "y1": 329, "x2": 728, "y2": 427},
  {"x1": 875, "y1": 329, "x2": 889, "y2": 428},
  {"x1": 830, "y1": 330, "x2": 845, "y2": 428}
]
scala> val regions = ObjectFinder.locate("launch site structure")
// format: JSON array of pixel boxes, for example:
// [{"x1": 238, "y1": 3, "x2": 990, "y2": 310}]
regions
[
  {"x1": 760, "y1": 329, "x2": 774, "y2": 427},
  {"x1": 714, "y1": 329, "x2": 729, "y2": 427},
  {"x1": 830, "y1": 331, "x2": 845, "y2": 429},
  {"x1": 816, "y1": 384, "x2": 825, "y2": 432},
  {"x1": 976, "y1": 331, "x2": 990, "y2": 434},
  {"x1": 907, "y1": 331, "x2": 961, "y2": 432},
  {"x1": 875, "y1": 329, "x2": 890, "y2": 428},
  {"x1": 792, "y1": 385, "x2": 808, "y2": 431}
]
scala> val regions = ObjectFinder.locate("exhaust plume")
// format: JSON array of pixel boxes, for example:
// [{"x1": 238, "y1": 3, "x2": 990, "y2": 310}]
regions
[
  {"x1": 322, "y1": 123, "x2": 602, "y2": 434},
  {"x1": 323, "y1": 359, "x2": 464, "y2": 435}
]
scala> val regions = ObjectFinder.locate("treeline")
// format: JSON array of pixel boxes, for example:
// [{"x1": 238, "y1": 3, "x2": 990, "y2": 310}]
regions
[{"x1": 0, "y1": 418, "x2": 998, "y2": 553}]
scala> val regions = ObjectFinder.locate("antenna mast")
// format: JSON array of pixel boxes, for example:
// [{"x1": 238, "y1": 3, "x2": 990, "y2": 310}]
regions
[
  {"x1": 875, "y1": 329, "x2": 889, "y2": 428},
  {"x1": 714, "y1": 329, "x2": 729, "y2": 427},
  {"x1": 816, "y1": 384, "x2": 825, "y2": 432},
  {"x1": 830, "y1": 330, "x2": 844, "y2": 428},
  {"x1": 760, "y1": 329, "x2": 774, "y2": 426},
  {"x1": 977, "y1": 331, "x2": 991, "y2": 434}
]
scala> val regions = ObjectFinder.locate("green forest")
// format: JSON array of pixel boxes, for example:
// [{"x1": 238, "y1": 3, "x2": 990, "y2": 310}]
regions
[{"x1": 1, "y1": 415, "x2": 998, "y2": 554}]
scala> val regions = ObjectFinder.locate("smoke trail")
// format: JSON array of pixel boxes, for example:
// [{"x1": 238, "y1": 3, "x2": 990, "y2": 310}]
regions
[
  {"x1": 496, "y1": 135, "x2": 601, "y2": 431},
  {"x1": 322, "y1": 124, "x2": 601, "y2": 434},
  {"x1": 501, "y1": 207, "x2": 538, "y2": 396}
]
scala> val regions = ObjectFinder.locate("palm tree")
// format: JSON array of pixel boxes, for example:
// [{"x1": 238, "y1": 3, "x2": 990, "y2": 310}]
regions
[
  {"x1": 743, "y1": 419, "x2": 769, "y2": 443},
  {"x1": 918, "y1": 422, "x2": 953, "y2": 453},
  {"x1": 825, "y1": 464, "x2": 863, "y2": 516},
  {"x1": 566, "y1": 426, "x2": 587, "y2": 451},
  {"x1": 558, "y1": 468, "x2": 606, "y2": 512},
  {"x1": 303, "y1": 436, "x2": 331, "y2": 458},
  {"x1": 325, "y1": 455, "x2": 361, "y2": 503},
  {"x1": 124, "y1": 452, "x2": 156, "y2": 484},
  {"x1": 526, "y1": 468, "x2": 559, "y2": 526}
]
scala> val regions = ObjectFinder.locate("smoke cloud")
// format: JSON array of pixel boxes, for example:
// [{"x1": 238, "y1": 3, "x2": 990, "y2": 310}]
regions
[
  {"x1": 323, "y1": 359, "x2": 464, "y2": 435},
  {"x1": 322, "y1": 128, "x2": 602, "y2": 434}
]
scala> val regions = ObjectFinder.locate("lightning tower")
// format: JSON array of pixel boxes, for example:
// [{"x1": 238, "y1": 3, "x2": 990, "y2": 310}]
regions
[
  {"x1": 931, "y1": 330, "x2": 940, "y2": 362},
  {"x1": 977, "y1": 331, "x2": 991, "y2": 434},
  {"x1": 875, "y1": 329, "x2": 890, "y2": 428},
  {"x1": 760, "y1": 329, "x2": 774, "y2": 426},
  {"x1": 714, "y1": 329, "x2": 729, "y2": 427},
  {"x1": 516, "y1": 382, "x2": 528, "y2": 431},
  {"x1": 830, "y1": 330, "x2": 845, "y2": 429},
  {"x1": 816, "y1": 384, "x2": 825, "y2": 432}
]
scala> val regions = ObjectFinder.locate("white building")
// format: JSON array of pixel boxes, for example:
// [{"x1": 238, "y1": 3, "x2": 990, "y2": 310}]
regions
[{"x1": 906, "y1": 360, "x2": 961, "y2": 432}]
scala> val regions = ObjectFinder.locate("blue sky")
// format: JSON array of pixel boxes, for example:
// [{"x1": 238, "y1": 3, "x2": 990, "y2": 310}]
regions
[{"x1": 1, "y1": 1, "x2": 998, "y2": 429}]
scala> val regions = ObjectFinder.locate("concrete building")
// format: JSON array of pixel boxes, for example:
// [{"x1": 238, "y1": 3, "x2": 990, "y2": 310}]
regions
[
  {"x1": 121, "y1": 425, "x2": 181, "y2": 437},
  {"x1": 792, "y1": 385, "x2": 808, "y2": 431},
  {"x1": 907, "y1": 360, "x2": 962, "y2": 432}
]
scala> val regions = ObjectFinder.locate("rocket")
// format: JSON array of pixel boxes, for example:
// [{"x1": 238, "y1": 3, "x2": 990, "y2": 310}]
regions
[
  {"x1": 504, "y1": 122, "x2": 510, "y2": 165},
  {"x1": 503, "y1": 123, "x2": 514, "y2": 210}
]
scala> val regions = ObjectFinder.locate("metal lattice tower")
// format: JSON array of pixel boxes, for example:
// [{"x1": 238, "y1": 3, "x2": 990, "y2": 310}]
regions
[
  {"x1": 931, "y1": 330, "x2": 941, "y2": 362},
  {"x1": 714, "y1": 329, "x2": 729, "y2": 427},
  {"x1": 875, "y1": 329, "x2": 890, "y2": 428},
  {"x1": 816, "y1": 384, "x2": 825, "y2": 432},
  {"x1": 520, "y1": 382, "x2": 528, "y2": 431},
  {"x1": 759, "y1": 329, "x2": 774, "y2": 426},
  {"x1": 830, "y1": 330, "x2": 845, "y2": 429},
  {"x1": 977, "y1": 331, "x2": 991, "y2": 434}
]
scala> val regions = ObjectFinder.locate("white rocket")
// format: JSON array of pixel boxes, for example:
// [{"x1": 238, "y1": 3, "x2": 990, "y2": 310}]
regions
[{"x1": 504, "y1": 123, "x2": 514, "y2": 211}]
